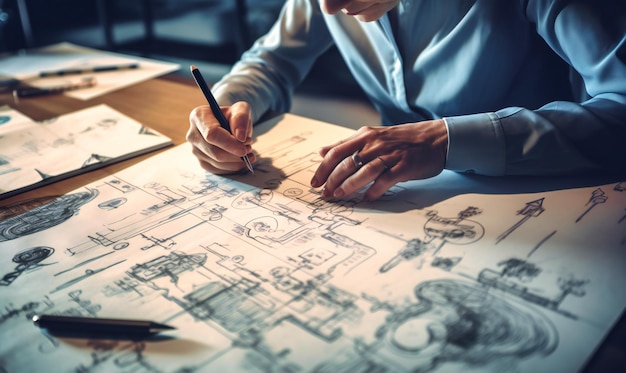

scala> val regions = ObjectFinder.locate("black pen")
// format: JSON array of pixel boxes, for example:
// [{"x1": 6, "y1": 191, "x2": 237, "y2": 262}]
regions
[
  {"x1": 39, "y1": 62, "x2": 139, "y2": 77},
  {"x1": 190, "y1": 64, "x2": 254, "y2": 174},
  {"x1": 32, "y1": 314, "x2": 175, "y2": 336}
]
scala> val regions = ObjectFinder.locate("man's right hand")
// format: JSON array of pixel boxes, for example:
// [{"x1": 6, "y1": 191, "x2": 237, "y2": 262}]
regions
[{"x1": 187, "y1": 101, "x2": 255, "y2": 174}]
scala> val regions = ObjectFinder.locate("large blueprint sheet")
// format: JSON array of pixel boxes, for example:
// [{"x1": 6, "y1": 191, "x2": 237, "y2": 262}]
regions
[{"x1": 1, "y1": 114, "x2": 625, "y2": 372}]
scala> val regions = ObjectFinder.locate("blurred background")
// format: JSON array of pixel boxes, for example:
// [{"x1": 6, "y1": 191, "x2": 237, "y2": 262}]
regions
[{"x1": 0, "y1": 0, "x2": 379, "y2": 127}]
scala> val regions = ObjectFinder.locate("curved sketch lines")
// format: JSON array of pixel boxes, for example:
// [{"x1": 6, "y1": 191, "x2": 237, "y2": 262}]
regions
[
  {"x1": 0, "y1": 189, "x2": 98, "y2": 242},
  {"x1": 1, "y1": 246, "x2": 55, "y2": 286},
  {"x1": 424, "y1": 207, "x2": 485, "y2": 247},
  {"x1": 380, "y1": 207, "x2": 484, "y2": 274},
  {"x1": 98, "y1": 197, "x2": 127, "y2": 210},
  {"x1": 352, "y1": 279, "x2": 558, "y2": 372}
]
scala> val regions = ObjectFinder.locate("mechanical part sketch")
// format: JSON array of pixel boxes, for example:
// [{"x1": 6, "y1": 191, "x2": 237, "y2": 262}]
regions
[
  {"x1": 1, "y1": 114, "x2": 625, "y2": 373},
  {"x1": 0, "y1": 104, "x2": 172, "y2": 200}
]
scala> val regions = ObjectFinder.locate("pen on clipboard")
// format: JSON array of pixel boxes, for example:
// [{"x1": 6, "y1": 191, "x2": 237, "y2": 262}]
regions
[
  {"x1": 32, "y1": 314, "x2": 175, "y2": 337},
  {"x1": 39, "y1": 62, "x2": 139, "y2": 77},
  {"x1": 12, "y1": 77, "x2": 96, "y2": 98},
  {"x1": 190, "y1": 64, "x2": 254, "y2": 174}
]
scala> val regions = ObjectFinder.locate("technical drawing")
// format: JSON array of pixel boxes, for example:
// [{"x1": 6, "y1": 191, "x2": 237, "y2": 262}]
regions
[
  {"x1": 0, "y1": 116, "x2": 624, "y2": 373},
  {"x1": 380, "y1": 207, "x2": 483, "y2": 273},
  {"x1": 576, "y1": 188, "x2": 607, "y2": 223},
  {"x1": 479, "y1": 230, "x2": 588, "y2": 318},
  {"x1": 496, "y1": 198, "x2": 545, "y2": 244}
]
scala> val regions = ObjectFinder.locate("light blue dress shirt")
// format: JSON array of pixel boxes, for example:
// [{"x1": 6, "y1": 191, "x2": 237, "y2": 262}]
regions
[{"x1": 211, "y1": 0, "x2": 626, "y2": 176}]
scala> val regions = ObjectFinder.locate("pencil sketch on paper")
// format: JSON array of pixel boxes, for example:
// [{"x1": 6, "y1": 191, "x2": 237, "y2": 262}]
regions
[
  {"x1": 0, "y1": 114, "x2": 625, "y2": 373},
  {"x1": 0, "y1": 104, "x2": 171, "y2": 200},
  {"x1": 0, "y1": 189, "x2": 98, "y2": 242},
  {"x1": 353, "y1": 279, "x2": 558, "y2": 372},
  {"x1": 496, "y1": 198, "x2": 545, "y2": 244},
  {"x1": 0, "y1": 246, "x2": 55, "y2": 286}
]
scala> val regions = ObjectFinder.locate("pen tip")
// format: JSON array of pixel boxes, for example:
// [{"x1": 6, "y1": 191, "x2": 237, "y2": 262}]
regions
[{"x1": 190, "y1": 65, "x2": 197, "y2": 71}]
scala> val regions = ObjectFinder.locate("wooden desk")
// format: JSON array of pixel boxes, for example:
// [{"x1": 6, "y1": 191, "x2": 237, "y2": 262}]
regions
[{"x1": 0, "y1": 74, "x2": 204, "y2": 208}]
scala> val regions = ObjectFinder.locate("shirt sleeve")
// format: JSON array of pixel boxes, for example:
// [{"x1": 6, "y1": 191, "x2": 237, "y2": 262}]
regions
[
  {"x1": 211, "y1": 0, "x2": 334, "y2": 124},
  {"x1": 444, "y1": 113, "x2": 505, "y2": 175},
  {"x1": 447, "y1": 0, "x2": 626, "y2": 177}
]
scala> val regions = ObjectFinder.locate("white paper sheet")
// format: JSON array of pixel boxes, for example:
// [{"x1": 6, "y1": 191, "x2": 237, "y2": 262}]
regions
[
  {"x1": 0, "y1": 42, "x2": 179, "y2": 100},
  {"x1": 0, "y1": 114, "x2": 624, "y2": 372},
  {"x1": 0, "y1": 104, "x2": 172, "y2": 199}
]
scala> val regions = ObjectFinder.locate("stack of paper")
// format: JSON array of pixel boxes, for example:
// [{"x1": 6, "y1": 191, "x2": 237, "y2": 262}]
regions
[{"x1": 0, "y1": 104, "x2": 172, "y2": 199}]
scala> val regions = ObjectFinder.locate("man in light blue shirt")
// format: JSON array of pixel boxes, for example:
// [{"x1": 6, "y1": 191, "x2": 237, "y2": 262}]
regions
[{"x1": 187, "y1": 0, "x2": 626, "y2": 201}]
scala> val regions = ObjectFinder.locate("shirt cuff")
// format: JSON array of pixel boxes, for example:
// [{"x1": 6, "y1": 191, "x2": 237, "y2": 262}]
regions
[{"x1": 443, "y1": 112, "x2": 506, "y2": 175}]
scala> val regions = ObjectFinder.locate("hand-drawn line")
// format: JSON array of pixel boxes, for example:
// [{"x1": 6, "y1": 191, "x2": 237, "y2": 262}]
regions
[
  {"x1": 0, "y1": 301, "x2": 41, "y2": 326},
  {"x1": 380, "y1": 207, "x2": 483, "y2": 273},
  {"x1": 52, "y1": 259, "x2": 126, "y2": 293},
  {"x1": 424, "y1": 207, "x2": 484, "y2": 251},
  {"x1": 68, "y1": 289, "x2": 102, "y2": 316},
  {"x1": 490, "y1": 231, "x2": 557, "y2": 284},
  {"x1": 380, "y1": 238, "x2": 432, "y2": 273},
  {"x1": 129, "y1": 251, "x2": 207, "y2": 284},
  {"x1": 430, "y1": 256, "x2": 462, "y2": 271},
  {"x1": 576, "y1": 188, "x2": 607, "y2": 223},
  {"x1": 140, "y1": 219, "x2": 207, "y2": 251},
  {"x1": 353, "y1": 279, "x2": 558, "y2": 372},
  {"x1": 479, "y1": 229, "x2": 587, "y2": 318},
  {"x1": 0, "y1": 189, "x2": 99, "y2": 241},
  {"x1": 496, "y1": 198, "x2": 545, "y2": 244},
  {"x1": 105, "y1": 178, "x2": 136, "y2": 193},
  {"x1": 1, "y1": 246, "x2": 55, "y2": 286},
  {"x1": 479, "y1": 264, "x2": 588, "y2": 318},
  {"x1": 98, "y1": 197, "x2": 127, "y2": 210},
  {"x1": 54, "y1": 251, "x2": 115, "y2": 277}
]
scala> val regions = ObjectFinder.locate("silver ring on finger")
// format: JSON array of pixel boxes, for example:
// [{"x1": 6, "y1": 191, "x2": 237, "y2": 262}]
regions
[{"x1": 351, "y1": 150, "x2": 364, "y2": 170}]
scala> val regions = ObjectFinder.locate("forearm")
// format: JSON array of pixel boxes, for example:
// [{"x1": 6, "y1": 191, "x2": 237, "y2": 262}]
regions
[{"x1": 212, "y1": 0, "x2": 333, "y2": 124}]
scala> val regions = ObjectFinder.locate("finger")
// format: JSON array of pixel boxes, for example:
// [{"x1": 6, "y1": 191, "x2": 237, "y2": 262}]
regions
[
  {"x1": 228, "y1": 101, "x2": 253, "y2": 142},
  {"x1": 188, "y1": 125, "x2": 254, "y2": 168},
  {"x1": 363, "y1": 169, "x2": 398, "y2": 201},
  {"x1": 190, "y1": 106, "x2": 249, "y2": 157},
  {"x1": 332, "y1": 156, "x2": 390, "y2": 198},
  {"x1": 190, "y1": 144, "x2": 249, "y2": 174},
  {"x1": 311, "y1": 140, "x2": 361, "y2": 188},
  {"x1": 319, "y1": 154, "x2": 361, "y2": 197}
]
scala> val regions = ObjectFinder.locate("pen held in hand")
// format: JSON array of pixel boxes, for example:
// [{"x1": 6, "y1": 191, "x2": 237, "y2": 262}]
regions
[
  {"x1": 32, "y1": 314, "x2": 175, "y2": 337},
  {"x1": 190, "y1": 65, "x2": 254, "y2": 174}
]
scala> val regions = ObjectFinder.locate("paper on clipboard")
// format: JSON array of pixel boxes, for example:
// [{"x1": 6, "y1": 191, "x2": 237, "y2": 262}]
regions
[{"x1": 0, "y1": 42, "x2": 180, "y2": 100}]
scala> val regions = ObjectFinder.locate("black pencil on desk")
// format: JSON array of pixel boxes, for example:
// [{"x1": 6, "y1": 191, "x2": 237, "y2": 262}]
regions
[
  {"x1": 32, "y1": 314, "x2": 174, "y2": 336},
  {"x1": 190, "y1": 65, "x2": 254, "y2": 174},
  {"x1": 39, "y1": 62, "x2": 140, "y2": 77}
]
